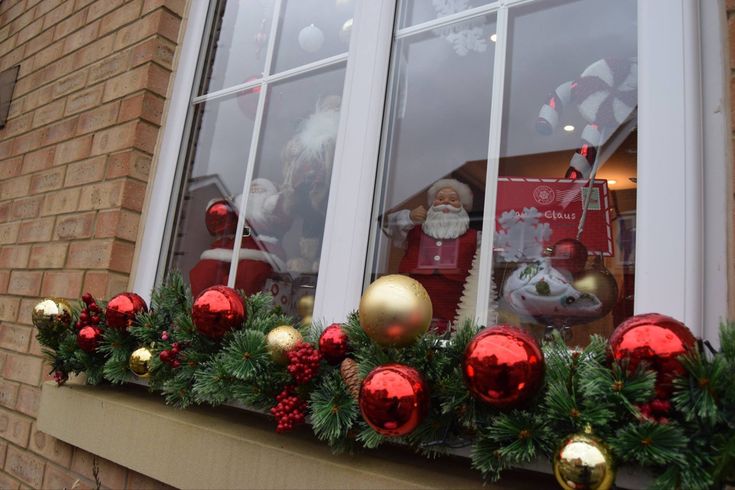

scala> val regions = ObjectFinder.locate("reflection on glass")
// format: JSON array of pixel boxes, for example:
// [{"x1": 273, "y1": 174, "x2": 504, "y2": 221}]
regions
[
  {"x1": 272, "y1": 0, "x2": 355, "y2": 73},
  {"x1": 494, "y1": 0, "x2": 637, "y2": 345},
  {"x1": 199, "y1": 0, "x2": 276, "y2": 95},
  {"x1": 397, "y1": 0, "x2": 495, "y2": 29},
  {"x1": 167, "y1": 92, "x2": 257, "y2": 295},
  {"x1": 368, "y1": 15, "x2": 496, "y2": 333}
]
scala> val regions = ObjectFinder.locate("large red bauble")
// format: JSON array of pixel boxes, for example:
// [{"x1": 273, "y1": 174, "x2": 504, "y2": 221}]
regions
[
  {"x1": 105, "y1": 292, "x2": 148, "y2": 331},
  {"x1": 359, "y1": 364, "x2": 429, "y2": 437},
  {"x1": 319, "y1": 323, "x2": 349, "y2": 365},
  {"x1": 609, "y1": 313, "x2": 696, "y2": 398},
  {"x1": 204, "y1": 199, "x2": 238, "y2": 236},
  {"x1": 77, "y1": 326, "x2": 101, "y2": 352},
  {"x1": 550, "y1": 238, "x2": 588, "y2": 275},
  {"x1": 463, "y1": 326, "x2": 544, "y2": 408},
  {"x1": 192, "y1": 286, "x2": 245, "y2": 339}
]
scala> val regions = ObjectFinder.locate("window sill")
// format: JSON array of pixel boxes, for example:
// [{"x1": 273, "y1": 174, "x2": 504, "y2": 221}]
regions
[{"x1": 37, "y1": 381, "x2": 557, "y2": 489}]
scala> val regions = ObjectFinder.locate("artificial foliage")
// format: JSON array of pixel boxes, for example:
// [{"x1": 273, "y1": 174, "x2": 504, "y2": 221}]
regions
[{"x1": 36, "y1": 272, "x2": 735, "y2": 489}]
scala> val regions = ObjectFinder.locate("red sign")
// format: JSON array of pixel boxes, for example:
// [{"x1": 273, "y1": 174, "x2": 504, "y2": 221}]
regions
[{"x1": 495, "y1": 178, "x2": 612, "y2": 257}]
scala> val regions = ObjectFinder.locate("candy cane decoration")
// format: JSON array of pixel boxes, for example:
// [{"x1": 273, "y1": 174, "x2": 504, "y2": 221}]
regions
[{"x1": 536, "y1": 57, "x2": 637, "y2": 179}]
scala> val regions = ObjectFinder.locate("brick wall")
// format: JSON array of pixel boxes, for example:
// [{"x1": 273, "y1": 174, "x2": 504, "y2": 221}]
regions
[{"x1": 0, "y1": 0, "x2": 185, "y2": 488}]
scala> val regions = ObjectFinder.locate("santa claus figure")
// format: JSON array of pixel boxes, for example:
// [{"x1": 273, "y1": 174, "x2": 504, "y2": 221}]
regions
[
  {"x1": 189, "y1": 178, "x2": 286, "y2": 297},
  {"x1": 386, "y1": 179, "x2": 478, "y2": 333}
]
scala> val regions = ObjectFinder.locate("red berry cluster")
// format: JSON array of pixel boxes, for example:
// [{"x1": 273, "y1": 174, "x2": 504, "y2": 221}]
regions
[
  {"x1": 76, "y1": 293, "x2": 102, "y2": 330},
  {"x1": 159, "y1": 342, "x2": 182, "y2": 369},
  {"x1": 286, "y1": 342, "x2": 322, "y2": 385},
  {"x1": 53, "y1": 370, "x2": 68, "y2": 386},
  {"x1": 270, "y1": 385, "x2": 307, "y2": 432},
  {"x1": 637, "y1": 398, "x2": 671, "y2": 424}
]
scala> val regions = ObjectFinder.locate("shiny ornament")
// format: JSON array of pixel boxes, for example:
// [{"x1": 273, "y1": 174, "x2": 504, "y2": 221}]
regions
[
  {"x1": 554, "y1": 432, "x2": 615, "y2": 490},
  {"x1": 129, "y1": 347, "x2": 152, "y2": 378},
  {"x1": 105, "y1": 292, "x2": 148, "y2": 331},
  {"x1": 266, "y1": 325, "x2": 303, "y2": 365},
  {"x1": 572, "y1": 257, "x2": 618, "y2": 319},
  {"x1": 204, "y1": 199, "x2": 238, "y2": 236},
  {"x1": 77, "y1": 326, "x2": 101, "y2": 352},
  {"x1": 339, "y1": 18, "x2": 353, "y2": 43},
  {"x1": 319, "y1": 323, "x2": 349, "y2": 364},
  {"x1": 550, "y1": 238, "x2": 588, "y2": 275},
  {"x1": 192, "y1": 286, "x2": 245, "y2": 340},
  {"x1": 359, "y1": 364, "x2": 429, "y2": 437},
  {"x1": 609, "y1": 313, "x2": 695, "y2": 398},
  {"x1": 463, "y1": 326, "x2": 544, "y2": 408},
  {"x1": 298, "y1": 24, "x2": 324, "y2": 53},
  {"x1": 32, "y1": 298, "x2": 72, "y2": 332},
  {"x1": 358, "y1": 274, "x2": 432, "y2": 347},
  {"x1": 296, "y1": 295, "x2": 314, "y2": 319}
]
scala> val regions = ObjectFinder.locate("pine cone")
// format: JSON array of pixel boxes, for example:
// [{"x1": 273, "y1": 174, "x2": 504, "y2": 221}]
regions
[{"x1": 340, "y1": 358, "x2": 360, "y2": 399}]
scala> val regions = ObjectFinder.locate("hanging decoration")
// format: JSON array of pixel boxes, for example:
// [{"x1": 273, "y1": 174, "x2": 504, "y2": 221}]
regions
[
  {"x1": 266, "y1": 325, "x2": 303, "y2": 365},
  {"x1": 106, "y1": 292, "x2": 148, "y2": 331},
  {"x1": 32, "y1": 298, "x2": 72, "y2": 333},
  {"x1": 191, "y1": 285, "x2": 245, "y2": 339},
  {"x1": 572, "y1": 255, "x2": 618, "y2": 320},
  {"x1": 298, "y1": 24, "x2": 325, "y2": 53},
  {"x1": 553, "y1": 429, "x2": 615, "y2": 490},
  {"x1": 318, "y1": 323, "x2": 349, "y2": 365},
  {"x1": 550, "y1": 238, "x2": 588, "y2": 275},
  {"x1": 129, "y1": 347, "x2": 153, "y2": 378}
]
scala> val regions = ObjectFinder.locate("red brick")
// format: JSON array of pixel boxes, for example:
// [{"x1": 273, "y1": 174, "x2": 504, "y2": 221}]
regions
[
  {"x1": 29, "y1": 167, "x2": 65, "y2": 194},
  {"x1": 17, "y1": 298, "x2": 35, "y2": 327},
  {"x1": 40, "y1": 270, "x2": 83, "y2": 298},
  {"x1": 0, "y1": 222, "x2": 20, "y2": 245},
  {"x1": 110, "y1": 240, "x2": 134, "y2": 272},
  {"x1": 65, "y1": 85, "x2": 104, "y2": 116},
  {"x1": 0, "y1": 157, "x2": 23, "y2": 179},
  {"x1": 21, "y1": 147, "x2": 55, "y2": 174},
  {"x1": 52, "y1": 70, "x2": 87, "y2": 98},
  {"x1": 134, "y1": 119, "x2": 160, "y2": 153},
  {"x1": 0, "y1": 323, "x2": 32, "y2": 353},
  {"x1": 0, "y1": 439, "x2": 5, "y2": 466},
  {"x1": 9, "y1": 196, "x2": 42, "y2": 220},
  {"x1": 31, "y1": 98, "x2": 65, "y2": 128},
  {"x1": 5, "y1": 445, "x2": 45, "y2": 487},
  {"x1": 62, "y1": 18, "x2": 100, "y2": 55},
  {"x1": 16, "y1": 17, "x2": 43, "y2": 46},
  {"x1": 87, "y1": 48, "x2": 127, "y2": 84},
  {"x1": 11, "y1": 128, "x2": 46, "y2": 156},
  {"x1": 0, "y1": 203, "x2": 9, "y2": 224},
  {"x1": 84, "y1": 271, "x2": 132, "y2": 298},
  {"x1": 44, "y1": 463, "x2": 93, "y2": 490},
  {"x1": 64, "y1": 156, "x2": 106, "y2": 186},
  {"x1": 95, "y1": 209, "x2": 140, "y2": 241},
  {"x1": 142, "y1": 0, "x2": 186, "y2": 17},
  {"x1": 53, "y1": 7, "x2": 86, "y2": 41},
  {"x1": 55, "y1": 212, "x2": 94, "y2": 240},
  {"x1": 100, "y1": 0, "x2": 142, "y2": 35},
  {"x1": 113, "y1": 10, "x2": 165, "y2": 50},
  {"x1": 90, "y1": 121, "x2": 136, "y2": 155},
  {"x1": 7, "y1": 271, "x2": 43, "y2": 296},
  {"x1": 0, "y1": 271, "x2": 10, "y2": 294},
  {"x1": 53, "y1": 135, "x2": 93, "y2": 165},
  {"x1": 0, "y1": 297, "x2": 20, "y2": 322},
  {"x1": 71, "y1": 32, "x2": 115, "y2": 71},
  {"x1": 76, "y1": 100, "x2": 119, "y2": 135},
  {"x1": 130, "y1": 35, "x2": 175, "y2": 69},
  {"x1": 0, "y1": 408, "x2": 31, "y2": 448},
  {"x1": 29, "y1": 424, "x2": 73, "y2": 467},
  {"x1": 27, "y1": 331, "x2": 44, "y2": 358},
  {"x1": 66, "y1": 239, "x2": 113, "y2": 269},
  {"x1": 2, "y1": 113, "x2": 33, "y2": 138},
  {"x1": 71, "y1": 449, "x2": 127, "y2": 490},
  {"x1": 0, "y1": 175, "x2": 31, "y2": 200},
  {"x1": 0, "y1": 245, "x2": 31, "y2": 269},
  {"x1": 42, "y1": 1, "x2": 75, "y2": 30},
  {"x1": 146, "y1": 62, "x2": 171, "y2": 97},
  {"x1": 17, "y1": 217, "x2": 54, "y2": 243},
  {"x1": 42, "y1": 116, "x2": 79, "y2": 146},
  {"x1": 40, "y1": 188, "x2": 81, "y2": 216},
  {"x1": 16, "y1": 385, "x2": 40, "y2": 418},
  {"x1": 87, "y1": 0, "x2": 125, "y2": 22},
  {"x1": 21, "y1": 85, "x2": 53, "y2": 114},
  {"x1": 30, "y1": 39, "x2": 64, "y2": 73},
  {"x1": 118, "y1": 91, "x2": 164, "y2": 124},
  {"x1": 105, "y1": 150, "x2": 150, "y2": 181},
  {"x1": 102, "y1": 65, "x2": 151, "y2": 102},
  {"x1": 2, "y1": 351, "x2": 42, "y2": 385},
  {"x1": 0, "y1": 379, "x2": 19, "y2": 409},
  {"x1": 28, "y1": 242, "x2": 68, "y2": 268},
  {"x1": 0, "y1": 472, "x2": 20, "y2": 490},
  {"x1": 23, "y1": 26, "x2": 53, "y2": 57},
  {"x1": 78, "y1": 180, "x2": 124, "y2": 210}
]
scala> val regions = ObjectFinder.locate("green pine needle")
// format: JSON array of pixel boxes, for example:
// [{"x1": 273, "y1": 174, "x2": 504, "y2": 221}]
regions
[
  {"x1": 219, "y1": 329, "x2": 270, "y2": 381},
  {"x1": 610, "y1": 421, "x2": 688, "y2": 466},
  {"x1": 309, "y1": 370, "x2": 358, "y2": 445}
]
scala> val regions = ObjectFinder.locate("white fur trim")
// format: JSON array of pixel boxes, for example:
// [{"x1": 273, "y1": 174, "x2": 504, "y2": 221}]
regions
[
  {"x1": 427, "y1": 178, "x2": 473, "y2": 209},
  {"x1": 200, "y1": 248, "x2": 286, "y2": 271}
]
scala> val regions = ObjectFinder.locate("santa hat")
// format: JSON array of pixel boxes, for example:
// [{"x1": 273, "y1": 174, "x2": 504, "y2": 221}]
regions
[{"x1": 427, "y1": 178, "x2": 473, "y2": 209}]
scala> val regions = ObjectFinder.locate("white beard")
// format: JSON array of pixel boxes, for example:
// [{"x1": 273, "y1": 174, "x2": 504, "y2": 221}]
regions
[
  {"x1": 422, "y1": 204, "x2": 470, "y2": 239},
  {"x1": 245, "y1": 191, "x2": 276, "y2": 231}
]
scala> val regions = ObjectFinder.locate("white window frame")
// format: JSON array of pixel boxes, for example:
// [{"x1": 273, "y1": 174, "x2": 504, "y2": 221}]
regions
[{"x1": 132, "y1": 0, "x2": 729, "y2": 341}]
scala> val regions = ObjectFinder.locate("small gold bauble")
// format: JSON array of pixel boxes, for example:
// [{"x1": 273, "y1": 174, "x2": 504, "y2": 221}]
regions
[
  {"x1": 573, "y1": 257, "x2": 618, "y2": 320},
  {"x1": 32, "y1": 298, "x2": 72, "y2": 332},
  {"x1": 266, "y1": 325, "x2": 303, "y2": 365},
  {"x1": 129, "y1": 347, "x2": 153, "y2": 378},
  {"x1": 296, "y1": 295, "x2": 315, "y2": 319},
  {"x1": 554, "y1": 432, "x2": 615, "y2": 490},
  {"x1": 358, "y1": 274, "x2": 432, "y2": 347}
]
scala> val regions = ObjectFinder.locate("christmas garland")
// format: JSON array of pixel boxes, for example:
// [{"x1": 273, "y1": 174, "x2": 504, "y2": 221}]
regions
[{"x1": 33, "y1": 272, "x2": 735, "y2": 490}]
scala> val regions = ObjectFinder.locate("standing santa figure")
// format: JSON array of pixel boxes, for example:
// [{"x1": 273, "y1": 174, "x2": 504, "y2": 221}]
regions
[{"x1": 385, "y1": 178, "x2": 478, "y2": 333}]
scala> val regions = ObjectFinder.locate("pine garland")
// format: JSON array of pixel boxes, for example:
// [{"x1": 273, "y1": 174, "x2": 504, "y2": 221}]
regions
[{"x1": 34, "y1": 272, "x2": 735, "y2": 489}]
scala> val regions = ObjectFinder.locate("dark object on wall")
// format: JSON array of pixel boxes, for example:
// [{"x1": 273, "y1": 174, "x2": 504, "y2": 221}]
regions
[{"x1": 0, "y1": 65, "x2": 19, "y2": 129}]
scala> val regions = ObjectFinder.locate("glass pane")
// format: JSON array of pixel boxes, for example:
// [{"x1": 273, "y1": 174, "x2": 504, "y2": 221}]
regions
[
  {"x1": 198, "y1": 0, "x2": 276, "y2": 95},
  {"x1": 166, "y1": 92, "x2": 258, "y2": 294},
  {"x1": 235, "y1": 65, "x2": 347, "y2": 320},
  {"x1": 494, "y1": 0, "x2": 637, "y2": 345},
  {"x1": 398, "y1": 0, "x2": 494, "y2": 29},
  {"x1": 272, "y1": 0, "x2": 356, "y2": 73},
  {"x1": 367, "y1": 14, "x2": 497, "y2": 333}
]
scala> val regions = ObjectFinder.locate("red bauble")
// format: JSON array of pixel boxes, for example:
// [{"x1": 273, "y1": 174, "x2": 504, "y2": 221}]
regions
[
  {"x1": 609, "y1": 313, "x2": 696, "y2": 398},
  {"x1": 105, "y1": 292, "x2": 148, "y2": 331},
  {"x1": 463, "y1": 326, "x2": 544, "y2": 408},
  {"x1": 77, "y1": 326, "x2": 101, "y2": 352},
  {"x1": 192, "y1": 285, "x2": 245, "y2": 339},
  {"x1": 204, "y1": 199, "x2": 238, "y2": 236},
  {"x1": 550, "y1": 238, "x2": 588, "y2": 274},
  {"x1": 359, "y1": 364, "x2": 429, "y2": 437},
  {"x1": 318, "y1": 323, "x2": 349, "y2": 365}
]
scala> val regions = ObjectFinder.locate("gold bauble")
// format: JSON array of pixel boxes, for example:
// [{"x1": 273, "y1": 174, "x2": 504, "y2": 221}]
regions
[
  {"x1": 572, "y1": 257, "x2": 619, "y2": 320},
  {"x1": 296, "y1": 295, "x2": 315, "y2": 319},
  {"x1": 266, "y1": 325, "x2": 303, "y2": 365},
  {"x1": 554, "y1": 432, "x2": 615, "y2": 490},
  {"x1": 32, "y1": 298, "x2": 72, "y2": 332},
  {"x1": 129, "y1": 347, "x2": 153, "y2": 378},
  {"x1": 358, "y1": 274, "x2": 432, "y2": 347}
]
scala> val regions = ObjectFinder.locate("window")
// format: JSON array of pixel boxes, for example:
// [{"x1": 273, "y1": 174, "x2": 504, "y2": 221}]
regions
[{"x1": 134, "y1": 0, "x2": 726, "y2": 342}]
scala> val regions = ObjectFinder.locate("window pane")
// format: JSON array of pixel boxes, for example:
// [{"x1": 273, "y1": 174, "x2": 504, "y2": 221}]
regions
[
  {"x1": 398, "y1": 0, "x2": 495, "y2": 29},
  {"x1": 198, "y1": 0, "x2": 276, "y2": 95},
  {"x1": 272, "y1": 0, "x2": 355, "y2": 73},
  {"x1": 367, "y1": 14, "x2": 497, "y2": 333},
  {"x1": 495, "y1": 0, "x2": 637, "y2": 345},
  {"x1": 166, "y1": 92, "x2": 257, "y2": 293}
]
